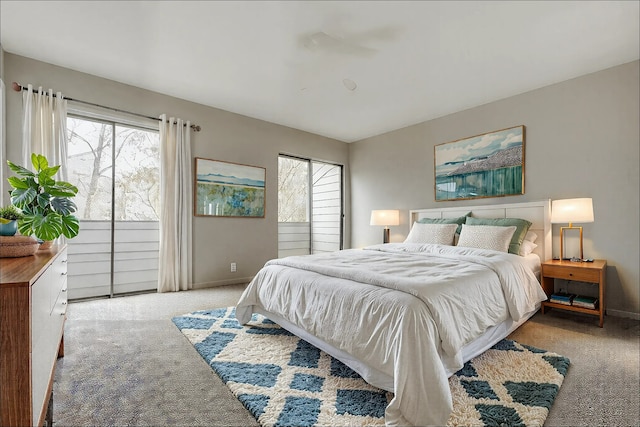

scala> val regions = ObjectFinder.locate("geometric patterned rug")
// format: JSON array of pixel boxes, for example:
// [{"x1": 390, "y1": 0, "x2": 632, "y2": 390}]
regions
[{"x1": 172, "y1": 307, "x2": 570, "y2": 427}]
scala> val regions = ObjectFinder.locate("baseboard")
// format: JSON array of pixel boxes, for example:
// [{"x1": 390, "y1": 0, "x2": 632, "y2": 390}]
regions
[
  {"x1": 193, "y1": 276, "x2": 254, "y2": 289},
  {"x1": 606, "y1": 308, "x2": 640, "y2": 320}
]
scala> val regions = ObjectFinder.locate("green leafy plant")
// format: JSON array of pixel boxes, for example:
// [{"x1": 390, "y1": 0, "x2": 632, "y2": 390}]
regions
[
  {"x1": 0, "y1": 204, "x2": 24, "y2": 223},
  {"x1": 7, "y1": 153, "x2": 80, "y2": 241}
]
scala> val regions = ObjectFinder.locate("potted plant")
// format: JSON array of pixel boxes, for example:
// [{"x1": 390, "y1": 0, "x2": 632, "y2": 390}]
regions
[
  {"x1": 0, "y1": 204, "x2": 24, "y2": 236},
  {"x1": 6, "y1": 153, "x2": 80, "y2": 245}
]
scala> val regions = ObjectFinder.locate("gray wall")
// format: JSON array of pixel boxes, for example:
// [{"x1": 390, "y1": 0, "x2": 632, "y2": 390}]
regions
[
  {"x1": 350, "y1": 61, "x2": 639, "y2": 317},
  {"x1": 0, "y1": 43, "x2": 5, "y2": 78},
  {"x1": 4, "y1": 52, "x2": 638, "y2": 316},
  {"x1": 3, "y1": 53, "x2": 351, "y2": 289},
  {"x1": 0, "y1": 44, "x2": 6, "y2": 202}
]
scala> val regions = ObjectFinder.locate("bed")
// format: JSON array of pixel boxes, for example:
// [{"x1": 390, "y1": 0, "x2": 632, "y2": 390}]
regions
[{"x1": 236, "y1": 200, "x2": 552, "y2": 426}]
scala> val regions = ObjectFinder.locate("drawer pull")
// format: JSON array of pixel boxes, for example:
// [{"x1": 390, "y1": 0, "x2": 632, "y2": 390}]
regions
[
  {"x1": 61, "y1": 272, "x2": 67, "y2": 276},
  {"x1": 62, "y1": 288, "x2": 67, "y2": 293},
  {"x1": 569, "y1": 273, "x2": 573, "y2": 277},
  {"x1": 62, "y1": 301, "x2": 67, "y2": 305},
  {"x1": 62, "y1": 259, "x2": 68, "y2": 263}
]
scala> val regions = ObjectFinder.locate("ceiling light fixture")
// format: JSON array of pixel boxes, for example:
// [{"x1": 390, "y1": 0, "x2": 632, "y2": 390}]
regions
[{"x1": 342, "y1": 78, "x2": 357, "y2": 91}]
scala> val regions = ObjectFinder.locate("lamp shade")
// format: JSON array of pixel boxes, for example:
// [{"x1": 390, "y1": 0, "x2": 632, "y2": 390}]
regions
[
  {"x1": 551, "y1": 198, "x2": 594, "y2": 224},
  {"x1": 370, "y1": 210, "x2": 400, "y2": 227}
]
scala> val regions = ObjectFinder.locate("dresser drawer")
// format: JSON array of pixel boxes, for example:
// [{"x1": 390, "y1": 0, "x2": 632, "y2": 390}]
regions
[
  {"x1": 31, "y1": 260, "x2": 58, "y2": 345},
  {"x1": 543, "y1": 265, "x2": 600, "y2": 282},
  {"x1": 53, "y1": 282, "x2": 68, "y2": 319},
  {"x1": 50, "y1": 248, "x2": 68, "y2": 311}
]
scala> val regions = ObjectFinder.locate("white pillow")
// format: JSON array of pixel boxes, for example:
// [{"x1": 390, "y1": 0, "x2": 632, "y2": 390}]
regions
[
  {"x1": 524, "y1": 230, "x2": 538, "y2": 243},
  {"x1": 404, "y1": 222, "x2": 458, "y2": 245},
  {"x1": 519, "y1": 240, "x2": 538, "y2": 256},
  {"x1": 457, "y1": 225, "x2": 517, "y2": 253}
]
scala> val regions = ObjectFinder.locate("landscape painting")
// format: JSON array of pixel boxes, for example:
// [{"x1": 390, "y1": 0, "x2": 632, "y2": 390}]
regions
[
  {"x1": 434, "y1": 125, "x2": 525, "y2": 201},
  {"x1": 195, "y1": 158, "x2": 265, "y2": 217}
]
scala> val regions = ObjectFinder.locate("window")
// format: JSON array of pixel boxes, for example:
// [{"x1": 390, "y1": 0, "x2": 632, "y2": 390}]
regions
[
  {"x1": 67, "y1": 117, "x2": 160, "y2": 221},
  {"x1": 278, "y1": 156, "x2": 309, "y2": 222}
]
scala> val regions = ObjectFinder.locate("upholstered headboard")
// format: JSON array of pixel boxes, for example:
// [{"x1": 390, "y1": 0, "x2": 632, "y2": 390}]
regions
[{"x1": 409, "y1": 200, "x2": 552, "y2": 262}]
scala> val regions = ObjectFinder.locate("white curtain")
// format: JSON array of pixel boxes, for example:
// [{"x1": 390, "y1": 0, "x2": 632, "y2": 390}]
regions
[
  {"x1": 21, "y1": 84, "x2": 68, "y2": 179},
  {"x1": 158, "y1": 114, "x2": 193, "y2": 292}
]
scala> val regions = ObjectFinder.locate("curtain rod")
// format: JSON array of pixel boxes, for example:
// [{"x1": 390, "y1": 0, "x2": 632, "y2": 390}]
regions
[{"x1": 12, "y1": 81, "x2": 201, "y2": 132}]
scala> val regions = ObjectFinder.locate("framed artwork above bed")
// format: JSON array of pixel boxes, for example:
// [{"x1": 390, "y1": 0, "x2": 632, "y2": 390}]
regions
[
  {"x1": 434, "y1": 125, "x2": 525, "y2": 201},
  {"x1": 194, "y1": 157, "x2": 265, "y2": 218}
]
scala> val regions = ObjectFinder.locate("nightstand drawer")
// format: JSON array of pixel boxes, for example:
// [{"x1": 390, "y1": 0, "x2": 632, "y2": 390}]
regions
[{"x1": 543, "y1": 265, "x2": 600, "y2": 282}]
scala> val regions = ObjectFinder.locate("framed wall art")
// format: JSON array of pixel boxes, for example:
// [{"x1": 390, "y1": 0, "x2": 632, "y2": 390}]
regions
[
  {"x1": 194, "y1": 157, "x2": 265, "y2": 218},
  {"x1": 434, "y1": 125, "x2": 525, "y2": 201}
]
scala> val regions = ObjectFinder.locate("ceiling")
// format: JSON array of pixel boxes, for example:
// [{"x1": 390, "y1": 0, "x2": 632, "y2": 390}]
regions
[{"x1": 1, "y1": 1, "x2": 638, "y2": 142}]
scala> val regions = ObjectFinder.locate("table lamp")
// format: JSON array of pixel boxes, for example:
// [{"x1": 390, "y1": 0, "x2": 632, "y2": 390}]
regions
[
  {"x1": 370, "y1": 210, "x2": 399, "y2": 244},
  {"x1": 550, "y1": 198, "x2": 594, "y2": 260}
]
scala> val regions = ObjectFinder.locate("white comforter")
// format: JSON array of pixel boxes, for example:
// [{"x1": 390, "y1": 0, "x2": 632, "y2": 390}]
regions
[{"x1": 236, "y1": 243, "x2": 547, "y2": 426}]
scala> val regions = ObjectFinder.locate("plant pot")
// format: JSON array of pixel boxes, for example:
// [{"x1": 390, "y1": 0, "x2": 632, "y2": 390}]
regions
[
  {"x1": 0, "y1": 220, "x2": 18, "y2": 236},
  {"x1": 38, "y1": 240, "x2": 55, "y2": 251}
]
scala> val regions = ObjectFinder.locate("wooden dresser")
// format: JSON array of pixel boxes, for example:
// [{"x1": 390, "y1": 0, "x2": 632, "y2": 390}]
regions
[{"x1": 0, "y1": 245, "x2": 68, "y2": 427}]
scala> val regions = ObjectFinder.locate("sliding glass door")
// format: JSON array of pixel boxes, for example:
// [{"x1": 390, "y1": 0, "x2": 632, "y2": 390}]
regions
[
  {"x1": 65, "y1": 115, "x2": 160, "y2": 299},
  {"x1": 278, "y1": 155, "x2": 343, "y2": 257},
  {"x1": 310, "y1": 161, "x2": 343, "y2": 253}
]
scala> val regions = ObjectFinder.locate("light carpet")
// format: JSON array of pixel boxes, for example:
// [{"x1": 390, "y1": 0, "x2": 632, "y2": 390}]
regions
[{"x1": 172, "y1": 307, "x2": 570, "y2": 427}]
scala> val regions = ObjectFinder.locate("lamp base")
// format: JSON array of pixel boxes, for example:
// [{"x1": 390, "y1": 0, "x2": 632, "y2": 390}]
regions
[
  {"x1": 560, "y1": 224, "x2": 584, "y2": 260},
  {"x1": 383, "y1": 228, "x2": 390, "y2": 244}
]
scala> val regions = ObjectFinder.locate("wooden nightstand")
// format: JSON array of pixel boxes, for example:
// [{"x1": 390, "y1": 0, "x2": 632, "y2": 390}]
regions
[{"x1": 540, "y1": 259, "x2": 607, "y2": 327}]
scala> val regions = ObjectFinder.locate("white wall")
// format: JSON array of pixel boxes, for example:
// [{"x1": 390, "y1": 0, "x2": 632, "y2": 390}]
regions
[{"x1": 350, "y1": 61, "x2": 640, "y2": 317}]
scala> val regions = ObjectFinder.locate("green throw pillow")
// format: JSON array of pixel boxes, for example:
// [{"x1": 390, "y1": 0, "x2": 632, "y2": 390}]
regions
[
  {"x1": 417, "y1": 212, "x2": 470, "y2": 234},
  {"x1": 465, "y1": 217, "x2": 532, "y2": 255}
]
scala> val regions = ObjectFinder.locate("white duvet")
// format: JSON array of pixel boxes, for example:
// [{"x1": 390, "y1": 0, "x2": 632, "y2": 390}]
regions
[{"x1": 236, "y1": 243, "x2": 547, "y2": 426}]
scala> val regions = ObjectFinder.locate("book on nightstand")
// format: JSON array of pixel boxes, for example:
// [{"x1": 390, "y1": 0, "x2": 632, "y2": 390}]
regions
[
  {"x1": 572, "y1": 295, "x2": 598, "y2": 309},
  {"x1": 549, "y1": 292, "x2": 576, "y2": 305}
]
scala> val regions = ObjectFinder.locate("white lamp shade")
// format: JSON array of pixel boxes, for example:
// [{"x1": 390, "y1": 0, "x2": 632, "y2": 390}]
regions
[
  {"x1": 551, "y1": 198, "x2": 594, "y2": 224},
  {"x1": 370, "y1": 210, "x2": 400, "y2": 227}
]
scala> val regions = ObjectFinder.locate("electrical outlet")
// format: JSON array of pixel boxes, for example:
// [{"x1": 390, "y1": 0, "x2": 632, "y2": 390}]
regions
[{"x1": 230, "y1": 262, "x2": 237, "y2": 272}]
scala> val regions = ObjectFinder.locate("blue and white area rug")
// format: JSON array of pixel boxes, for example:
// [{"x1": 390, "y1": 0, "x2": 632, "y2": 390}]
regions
[{"x1": 172, "y1": 307, "x2": 569, "y2": 427}]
